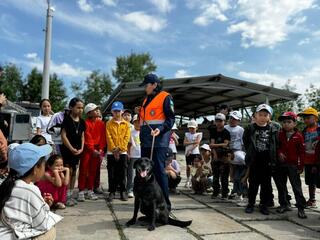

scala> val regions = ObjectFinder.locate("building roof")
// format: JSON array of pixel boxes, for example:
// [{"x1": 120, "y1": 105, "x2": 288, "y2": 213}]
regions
[{"x1": 102, "y1": 74, "x2": 299, "y2": 118}]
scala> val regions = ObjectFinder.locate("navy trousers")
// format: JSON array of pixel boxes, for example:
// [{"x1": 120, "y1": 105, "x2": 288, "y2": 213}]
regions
[{"x1": 141, "y1": 147, "x2": 171, "y2": 210}]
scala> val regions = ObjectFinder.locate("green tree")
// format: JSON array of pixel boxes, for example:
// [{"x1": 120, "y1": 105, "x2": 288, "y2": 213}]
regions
[
  {"x1": 0, "y1": 63, "x2": 24, "y2": 101},
  {"x1": 304, "y1": 84, "x2": 320, "y2": 110},
  {"x1": 71, "y1": 70, "x2": 113, "y2": 106},
  {"x1": 112, "y1": 52, "x2": 157, "y2": 83},
  {"x1": 23, "y1": 68, "x2": 67, "y2": 112},
  {"x1": 270, "y1": 79, "x2": 305, "y2": 121}
]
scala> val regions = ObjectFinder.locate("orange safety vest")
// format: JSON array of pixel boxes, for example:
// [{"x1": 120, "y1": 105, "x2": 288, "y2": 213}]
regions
[{"x1": 140, "y1": 91, "x2": 170, "y2": 126}]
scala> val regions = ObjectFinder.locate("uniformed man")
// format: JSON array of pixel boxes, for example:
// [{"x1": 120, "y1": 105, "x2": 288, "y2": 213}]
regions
[{"x1": 137, "y1": 73, "x2": 175, "y2": 210}]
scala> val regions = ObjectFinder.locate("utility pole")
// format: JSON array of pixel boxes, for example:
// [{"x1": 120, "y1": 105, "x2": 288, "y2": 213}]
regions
[{"x1": 41, "y1": 0, "x2": 54, "y2": 99}]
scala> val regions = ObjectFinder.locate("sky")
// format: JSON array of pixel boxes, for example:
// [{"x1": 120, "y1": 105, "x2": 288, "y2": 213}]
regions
[{"x1": 1, "y1": 0, "x2": 320, "y2": 95}]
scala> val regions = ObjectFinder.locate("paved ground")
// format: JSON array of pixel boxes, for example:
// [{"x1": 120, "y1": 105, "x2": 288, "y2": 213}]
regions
[{"x1": 56, "y1": 154, "x2": 320, "y2": 240}]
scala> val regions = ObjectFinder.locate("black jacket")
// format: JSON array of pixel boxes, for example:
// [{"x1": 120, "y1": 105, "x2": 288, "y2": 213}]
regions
[{"x1": 243, "y1": 122, "x2": 280, "y2": 168}]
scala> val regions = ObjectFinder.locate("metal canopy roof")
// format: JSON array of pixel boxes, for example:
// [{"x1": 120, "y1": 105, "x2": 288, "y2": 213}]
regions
[{"x1": 102, "y1": 74, "x2": 299, "y2": 118}]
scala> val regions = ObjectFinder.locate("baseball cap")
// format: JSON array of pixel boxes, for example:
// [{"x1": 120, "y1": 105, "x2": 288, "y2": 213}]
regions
[
  {"x1": 229, "y1": 111, "x2": 242, "y2": 121},
  {"x1": 256, "y1": 104, "x2": 273, "y2": 115},
  {"x1": 215, "y1": 113, "x2": 226, "y2": 121},
  {"x1": 8, "y1": 143, "x2": 53, "y2": 177},
  {"x1": 8, "y1": 143, "x2": 19, "y2": 154},
  {"x1": 278, "y1": 111, "x2": 298, "y2": 121},
  {"x1": 123, "y1": 109, "x2": 132, "y2": 115},
  {"x1": 139, "y1": 73, "x2": 160, "y2": 87},
  {"x1": 166, "y1": 148, "x2": 174, "y2": 159},
  {"x1": 298, "y1": 107, "x2": 319, "y2": 118},
  {"x1": 200, "y1": 144, "x2": 211, "y2": 152},
  {"x1": 132, "y1": 114, "x2": 139, "y2": 122},
  {"x1": 111, "y1": 101, "x2": 124, "y2": 111},
  {"x1": 172, "y1": 123, "x2": 178, "y2": 130},
  {"x1": 187, "y1": 119, "x2": 198, "y2": 128},
  {"x1": 84, "y1": 103, "x2": 99, "y2": 114}
]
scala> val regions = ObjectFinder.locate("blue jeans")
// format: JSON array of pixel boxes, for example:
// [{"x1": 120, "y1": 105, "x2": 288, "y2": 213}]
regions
[{"x1": 232, "y1": 165, "x2": 248, "y2": 196}]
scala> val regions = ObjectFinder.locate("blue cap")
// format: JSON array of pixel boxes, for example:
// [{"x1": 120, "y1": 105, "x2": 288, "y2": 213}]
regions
[
  {"x1": 111, "y1": 101, "x2": 124, "y2": 111},
  {"x1": 139, "y1": 73, "x2": 160, "y2": 87},
  {"x1": 8, "y1": 143, "x2": 53, "y2": 177}
]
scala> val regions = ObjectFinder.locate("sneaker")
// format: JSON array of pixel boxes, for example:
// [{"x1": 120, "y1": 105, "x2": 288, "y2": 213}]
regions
[
  {"x1": 128, "y1": 192, "x2": 134, "y2": 198},
  {"x1": 120, "y1": 192, "x2": 128, "y2": 201},
  {"x1": 245, "y1": 204, "x2": 254, "y2": 214},
  {"x1": 94, "y1": 187, "x2": 104, "y2": 195},
  {"x1": 298, "y1": 208, "x2": 307, "y2": 219},
  {"x1": 206, "y1": 187, "x2": 213, "y2": 193},
  {"x1": 276, "y1": 205, "x2": 291, "y2": 214},
  {"x1": 55, "y1": 202, "x2": 66, "y2": 209},
  {"x1": 237, "y1": 197, "x2": 248, "y2": 207},
  {"x1": 107, "y1": 192, "x2": 115, "y2": 202},
  {"x1": 86, "y1": 191, "x2": 98, "y2": 200},
  {"x1": 184, "y1": 180, "x2": 191, "y2": 188},
  {"x1": 66, "y1": 197, "x2": 75, "y2": 207},
  {"x1": 77, "y1": 191, "x2": 86, "y2": 202},
  {"x1": 306, "y1": 199, "x2": 317, "y2": 208},
  {"x1": 259, "y1": 205, "x2": 270, "y2": 215}
]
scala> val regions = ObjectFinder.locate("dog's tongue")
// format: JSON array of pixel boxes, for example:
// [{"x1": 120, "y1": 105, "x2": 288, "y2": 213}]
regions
[{"x1": 140, "y1": 170, "x2": 148, "y2": 178}]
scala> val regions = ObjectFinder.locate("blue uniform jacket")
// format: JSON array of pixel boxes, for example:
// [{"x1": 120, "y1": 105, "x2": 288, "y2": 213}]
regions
[{"x1": 140, "y1": 92, "x2": 175, "y2": 148}]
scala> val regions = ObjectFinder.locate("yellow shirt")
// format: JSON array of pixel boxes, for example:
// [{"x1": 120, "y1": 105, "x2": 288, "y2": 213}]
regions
[{"x1": 106, "y1": 118, "x2": 130, "y2": 153}]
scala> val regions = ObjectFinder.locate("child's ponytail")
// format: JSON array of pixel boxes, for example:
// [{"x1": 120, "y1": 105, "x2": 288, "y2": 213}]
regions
[{"x1": 0, "y1": 169, "x2": 19, "y2": 212}]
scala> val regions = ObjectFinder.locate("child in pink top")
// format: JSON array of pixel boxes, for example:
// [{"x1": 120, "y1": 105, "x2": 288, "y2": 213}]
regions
[{"x1": 37, "y1": 154, "x2": 70, "y2": 209}]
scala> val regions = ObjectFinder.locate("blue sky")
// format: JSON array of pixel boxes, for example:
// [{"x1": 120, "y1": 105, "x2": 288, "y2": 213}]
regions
[{"x1": 1, "y1": 0, "x2": 320, "y2": 95}]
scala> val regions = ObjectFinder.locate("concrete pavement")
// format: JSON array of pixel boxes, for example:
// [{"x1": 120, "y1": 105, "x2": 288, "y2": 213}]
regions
[{"x1": 56, "y1": 154, "x2": 320, "y2": 240}]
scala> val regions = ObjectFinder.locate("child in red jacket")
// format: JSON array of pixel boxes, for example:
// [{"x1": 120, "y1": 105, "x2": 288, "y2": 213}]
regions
[
  {"x1": 78, "y1": 103, "x2": 106, "y2": 202},
  {"x1": 275, "y1": 112, "x2": 307, "y2": 218}
]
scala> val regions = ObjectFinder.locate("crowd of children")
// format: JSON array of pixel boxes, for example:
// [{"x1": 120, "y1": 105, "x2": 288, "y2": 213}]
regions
[
  {"x1": 183, "y1": 104, "x2": 320, "y2": 219},
  {"x1": 0, "y1": 92, "x2": 319, "y2": 238}
]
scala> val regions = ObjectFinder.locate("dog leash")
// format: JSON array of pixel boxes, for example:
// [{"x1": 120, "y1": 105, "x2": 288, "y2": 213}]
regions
[
  {"x1": 137, "y1": 106, "x2": 157, "y2": 161},
  {"x1": 150, "y1": 134, "x2": 156, "y2": 161}
]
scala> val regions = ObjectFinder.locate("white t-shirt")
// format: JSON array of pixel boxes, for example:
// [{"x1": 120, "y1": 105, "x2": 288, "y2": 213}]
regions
[
  {"x1": 0, "y1": 180, "x2": 62, "y2": 240},
  {"x1": 231, "y1": 150, "x2": 246, "y2": 165},
  {"x1": 36, "y1": 115, "x2": 53, "y2": 144},
  {"x1": 129, "y1": 129, "x2": 141, "y2": 158},
  {"x1": 169, "y1": 132, "x2": 179, "y2": 154},
  {"x1": 225, "y1": 125, "x2": 244, "y2": 151},
  {"x1": 185, "y1": 132, "x2": 202, "y2": 155}
]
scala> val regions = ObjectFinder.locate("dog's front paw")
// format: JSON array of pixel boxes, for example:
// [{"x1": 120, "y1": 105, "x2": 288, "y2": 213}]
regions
[
  {"x1": 148, "y1": 224, "x2": 156, "y2": 231},
  {"x1": 126, "y1": 218, "x2": 136, "y2": 227}
]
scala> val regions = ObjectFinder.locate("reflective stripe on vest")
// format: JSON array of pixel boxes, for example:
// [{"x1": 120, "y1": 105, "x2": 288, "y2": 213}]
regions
[{"x1": 140, "y1": 91, "x2": 170, "y2": 126}]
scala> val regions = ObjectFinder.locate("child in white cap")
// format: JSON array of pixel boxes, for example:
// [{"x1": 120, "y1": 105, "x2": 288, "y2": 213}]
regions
[{"x1": 183, "y1": 119, "x2": 202, "y2": 188}]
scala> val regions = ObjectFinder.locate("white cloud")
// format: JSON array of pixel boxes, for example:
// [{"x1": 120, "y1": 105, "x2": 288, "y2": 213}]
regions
[
  {"x1": 21, "y1": 54, "x2": 90, "y2": 78},
  {"x1": 3, "y1": 0, "x2": 163, "y2": 44},
  {"x1": 121, "y1": 11, "x2": 167, "y2": 32},
  {"x1": 227, "y1": 0, "x2": 315, "y2": 48},
  {"x1": 78, "y1": 0, "x2": 93, "y2": 13},
  {"x1": 149, "y1": 0, "x2": 173, "y2": 13},
  {"x1": 24, "y1": 52, "x2": 38, "y2": 59},
  {"x1": 187, "y1": 0, "x2": 231, "y2": 26},
  {"x1": 239, "y1": 66, "x2": 320, "y2": 93},
  {"x1": 224, "y1": 61, "x2": 244, "y2": 72},
  {"x1": 298, "y1": 38, "x2": 310, "y2": 45},
  {"x1": 101, "y1": 0, "x2": 117, "y2": 7},
  {"x1": 174, "y1": 69, "x2": 192, "y2": 78}
]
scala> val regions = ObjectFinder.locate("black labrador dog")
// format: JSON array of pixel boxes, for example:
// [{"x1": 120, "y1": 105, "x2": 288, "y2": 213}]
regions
[{"x1": 126, "y1": 157, "x2": 192, "y2": 231}]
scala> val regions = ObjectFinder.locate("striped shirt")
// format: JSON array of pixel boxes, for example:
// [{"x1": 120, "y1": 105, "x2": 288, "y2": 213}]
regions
[{"x1": 0, "y1": 180, "x2": 62, "y2": 239}]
